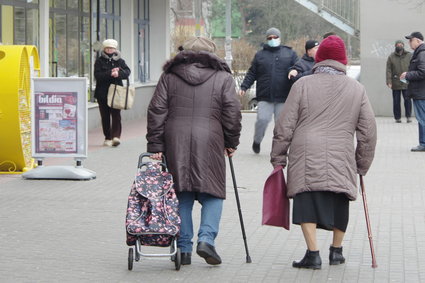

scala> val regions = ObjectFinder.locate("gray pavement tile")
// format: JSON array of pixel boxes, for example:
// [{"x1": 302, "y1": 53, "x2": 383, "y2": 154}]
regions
[{"x1": 1, "y1": 116, "x2": 425, "y2": 282}]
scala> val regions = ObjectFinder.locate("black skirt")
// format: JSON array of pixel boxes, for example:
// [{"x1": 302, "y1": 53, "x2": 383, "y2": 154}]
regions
[{"x1": 292, "y1": 191, "x2": 349, "y2": 232}]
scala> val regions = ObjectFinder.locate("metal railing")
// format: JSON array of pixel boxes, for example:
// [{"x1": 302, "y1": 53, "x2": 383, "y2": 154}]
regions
[
  {"x1": 317, "y1": 0, "x2": 359, "y2": 30},
  {"x1": 294, "y1": 0, "x2": 360, "y2": 37}
]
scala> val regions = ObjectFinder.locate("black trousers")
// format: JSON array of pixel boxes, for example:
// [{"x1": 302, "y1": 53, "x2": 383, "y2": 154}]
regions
[
  {"x1": 392, "y1": 89, "x2": 412, "y2": 120},
  {"x1": 98, "y1": 100, "x2": 122, "y2": 140}
]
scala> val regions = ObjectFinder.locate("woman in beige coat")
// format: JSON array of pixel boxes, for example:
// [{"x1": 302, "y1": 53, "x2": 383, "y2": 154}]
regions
[{"x1": 271, "y1": 35, "x2": 377, "y2": 269}]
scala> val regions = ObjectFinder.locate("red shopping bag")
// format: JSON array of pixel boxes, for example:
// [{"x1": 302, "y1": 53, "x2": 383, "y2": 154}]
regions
[{"x1": 262, "y1": 165, "x2": 290, "y2": 230}]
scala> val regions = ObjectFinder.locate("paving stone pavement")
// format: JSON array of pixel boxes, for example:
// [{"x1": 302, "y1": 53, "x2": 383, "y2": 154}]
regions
[{"x1": 1, "y1": 114, "x2": 425, "y2": 283}]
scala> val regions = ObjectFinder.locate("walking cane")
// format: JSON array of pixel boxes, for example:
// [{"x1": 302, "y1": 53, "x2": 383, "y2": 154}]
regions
[
  {"x1": 228, "y1": 154, "x2": 252, "y2": 263},
  {"x1": 360, "y1": 175, "x2": 378, "y2": 268}
]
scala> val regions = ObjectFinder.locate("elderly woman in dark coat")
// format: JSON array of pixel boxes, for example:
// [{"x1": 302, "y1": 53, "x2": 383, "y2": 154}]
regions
[
  {"x1": 94, "y1": 39, "x2": 130, "y2": 147},
  {"x1": 146, "y1": 37, "x2": 242, "y2": 266},
  {"x1": 271, "y1": 36, "x2": 377, "y2": 269}
]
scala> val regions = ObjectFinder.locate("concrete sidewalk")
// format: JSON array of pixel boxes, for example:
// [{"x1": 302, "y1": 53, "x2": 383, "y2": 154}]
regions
[{"x1": 1, "y1": 114, "x2": 425, "y2": 282}]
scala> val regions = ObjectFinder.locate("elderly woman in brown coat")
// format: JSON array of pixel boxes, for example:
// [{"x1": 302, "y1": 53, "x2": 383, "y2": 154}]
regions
[
  {"x1": 271, "y1": 35, "x2": 377, "y2": 269},
  {"x1": 146, "y1": 37, "x2": 242, "y2": 266}
]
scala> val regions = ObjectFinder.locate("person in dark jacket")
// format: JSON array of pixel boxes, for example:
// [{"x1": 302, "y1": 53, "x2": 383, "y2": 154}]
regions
[
  {"x1": 288, "y1": 39, "x2": 319, "y2": 82},
  {"x1": 146, "y1": 36, "x2": 242, "y2": 266},
  {"x1": 94, "y1": 39, "x2": 131, "y2": 147},
  {"x1": 239, "y1": 27, "x2": 298, "y2": 154},
  {"x1": 401, "y1": 32, "x2": 425, "y2": 151},
  {"x1": 386, "y1": 40, "x2": 412, "y2": 123}
]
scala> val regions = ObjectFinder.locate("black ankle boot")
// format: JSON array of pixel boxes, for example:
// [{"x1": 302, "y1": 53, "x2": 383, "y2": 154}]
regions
[
  {"x1": 329, "y1": 246, "x2": 345, "y2": 265},
  {"x1": 181, "y1": 252, "x2": 191, "y2": 265},
  {"x1": 292, "y1": 250, "x2": 322, "y2": 269}
]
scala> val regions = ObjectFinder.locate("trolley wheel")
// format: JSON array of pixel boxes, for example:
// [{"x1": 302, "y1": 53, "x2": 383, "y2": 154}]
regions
[
  {"x1": 128, "y1": 248, "x2": 134, "y2": 271},
  {"x1": 175, "y1": 248, "x2": 181, "y2": 271}
]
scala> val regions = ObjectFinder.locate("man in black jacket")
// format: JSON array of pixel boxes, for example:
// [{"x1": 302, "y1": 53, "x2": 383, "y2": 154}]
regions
[
  {"x1": 239, "y1": 27, "x2": 298, "y2": 154},
  {"x1": 288, "y1": 39, "x2": 319, "y2": 82},
  {"x1": 401, "y1": 32, "x2": 425, "y2": 151}
]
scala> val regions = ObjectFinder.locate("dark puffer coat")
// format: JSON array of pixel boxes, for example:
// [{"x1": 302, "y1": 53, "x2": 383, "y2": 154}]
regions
[
  {"x1": 146, "y1": 51, "x2": 242, "y2": 199},
  {"x1": 406, "y1": 43, "x2": 425, "y2": 100},
  {"x1": 240, "y1": 44, "x2": 298, "y2": 103},
  {"x1": 289, "y1": 54, "x2": 315, "y2": 82},
  {"x1": 94, "y1": 51, "x2": 131, "y2": 103}
]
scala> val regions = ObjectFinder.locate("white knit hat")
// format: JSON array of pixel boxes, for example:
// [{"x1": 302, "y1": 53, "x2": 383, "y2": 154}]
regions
[{"x1": 102, "y1": 39, "x2": 118, "y2": 49}]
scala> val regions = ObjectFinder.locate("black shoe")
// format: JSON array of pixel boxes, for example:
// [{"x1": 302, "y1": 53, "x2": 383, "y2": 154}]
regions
[
  {"x1": 395, "y1": 119, "x2": 402, "y2": 123},
  {"x1": 292, "y1": 250, "x2": 322, "y2": 269},
  {"x1": 407, "y1": 118, "x2": 412, "y2": 123},
  {"x1": 181, "y1": 252, "x2": 191, "y2": 265},
  {"x1": 329, "y1": 246, "x2": 345, "y2": 265},
  {"x1": 252, "y1": 142, "x2": 260, "y2": 154},
  {"x1": 411, "y1": 145, "x2": 425, "y2": 152},
  {"x1": 196, "y1": 241, "x2": 222, "y2": 265}
]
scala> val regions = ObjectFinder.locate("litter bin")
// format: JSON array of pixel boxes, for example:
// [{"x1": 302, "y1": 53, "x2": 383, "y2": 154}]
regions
[{"x1": 0, "y1": 45, "x2": 39, "y2": 173}]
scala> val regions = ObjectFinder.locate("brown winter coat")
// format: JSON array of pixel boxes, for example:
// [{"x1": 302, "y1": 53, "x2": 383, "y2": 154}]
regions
[
  {"x1": 146, "y1": 51, "x2": 242, "y2": 199},
  {"x1": 271, "y1": 60, "x2": 377, "y2": 200}
]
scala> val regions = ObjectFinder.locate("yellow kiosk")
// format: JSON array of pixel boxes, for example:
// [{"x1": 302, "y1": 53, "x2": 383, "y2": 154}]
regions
[{"x1": 0, "y1": 45, "x2": 39, "y2": 174}]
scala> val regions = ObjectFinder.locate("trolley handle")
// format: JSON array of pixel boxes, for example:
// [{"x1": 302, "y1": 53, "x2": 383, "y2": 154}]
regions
[{"x1": 138, "y1": 152, "x2": 167, "y2": 170}]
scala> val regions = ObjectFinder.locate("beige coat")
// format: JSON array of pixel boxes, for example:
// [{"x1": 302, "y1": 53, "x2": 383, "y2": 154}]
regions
[{"x1": 271, "y1": 60, "x2": 377, "y2": 200}]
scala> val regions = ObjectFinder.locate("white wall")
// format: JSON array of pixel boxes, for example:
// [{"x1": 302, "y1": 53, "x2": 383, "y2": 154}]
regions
[
  {"x1": 360, "y1": 1, "x2": 425, "y2": 116},
  {"x1": 120, "y1": 0, "x2": 135, "y2": 84},
  {"x1": 39, "y1": 0, "x2": 49, "y2": 77},
  {"x1": 149, "y1": 0, "x2": 170, "y2": 81}
]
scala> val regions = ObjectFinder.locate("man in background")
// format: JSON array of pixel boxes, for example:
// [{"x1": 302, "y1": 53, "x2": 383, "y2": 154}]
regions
[
  {"x1": 239, "y1": 27, "x2": 298, "y2": 154},
  {"x1": 401, "y1": 32, "x2": 425, "y2": 151},
  {"x1": 288, "y1": 39, "x2": 319, "y2": 82},
  {"x1": 386, "y1": 40, "x2": 412, "y2": 123}
]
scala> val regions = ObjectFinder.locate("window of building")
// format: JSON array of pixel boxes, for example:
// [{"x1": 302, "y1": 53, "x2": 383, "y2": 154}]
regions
[
  {"x1": 0, "y1": 0, "x2": 39, "y2": 46},
  {"x1": 134, "y1": 0, "x2": 149, "y2": 82},
  {"x1": 94, "y1": 0, "x2": 121, "y2": 46},
  {"x1": 49, "y1": 0, "x2": 91, "y2": 78},
  {"x1": 91, "y1": 0, "x2": 121, "y2": 101}
]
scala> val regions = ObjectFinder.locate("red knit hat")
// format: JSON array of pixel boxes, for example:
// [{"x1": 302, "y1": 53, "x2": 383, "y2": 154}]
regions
[{"x1": 315, "y1": 35, "x2": 347, "y2": 65}]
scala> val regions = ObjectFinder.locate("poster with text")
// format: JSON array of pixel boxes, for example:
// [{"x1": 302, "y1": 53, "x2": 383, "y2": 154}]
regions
[{"x1": 35, "y1": 92, "x2": 78, "y2": 153}]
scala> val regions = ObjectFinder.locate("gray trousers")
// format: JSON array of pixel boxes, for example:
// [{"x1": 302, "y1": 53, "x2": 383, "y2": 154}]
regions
[{"x1": 254, "y1": 101, "x2": 284, "y2": 144}]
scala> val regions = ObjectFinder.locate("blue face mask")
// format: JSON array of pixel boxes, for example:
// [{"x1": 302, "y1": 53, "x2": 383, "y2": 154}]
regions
[{"x1": 268, "y1": 38, "x2": 281, "y2": 47}]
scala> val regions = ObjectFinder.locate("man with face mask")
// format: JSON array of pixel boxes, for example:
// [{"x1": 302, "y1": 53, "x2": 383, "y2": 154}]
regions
[
  {"x1": 386, "y1": 40, "x2": 412, "y2": 123},
  {"x1": 240, "y1": 27, "x2": 298, "y2": 154}
]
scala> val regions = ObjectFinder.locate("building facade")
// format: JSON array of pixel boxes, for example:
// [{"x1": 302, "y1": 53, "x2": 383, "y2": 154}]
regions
[{"x1": 0, "y1": 0, "x2": 170, "y2": 128}]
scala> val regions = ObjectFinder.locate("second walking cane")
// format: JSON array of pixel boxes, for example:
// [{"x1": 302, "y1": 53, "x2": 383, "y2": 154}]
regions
[
  {"x1": 360, "y1": 175, "x2": 378, "y2": 268},
  {"x1": 228, "y1": 155, "x2": 252, "y2": 263}
]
